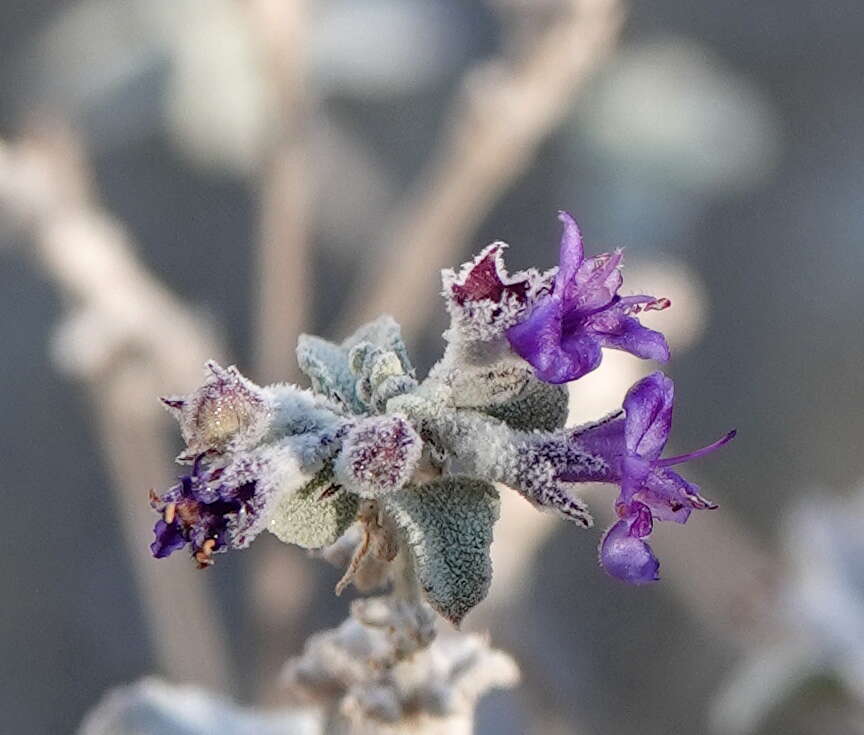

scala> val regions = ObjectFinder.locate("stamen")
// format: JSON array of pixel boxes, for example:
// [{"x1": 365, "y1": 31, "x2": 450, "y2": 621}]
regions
[
  {"x1": 623, "y1": 296, "x2": 671, "y2": 315},
  {"x1": 164, "y1": 502, "x2": 176, "y2": 524},
  {"x1": 657, "y1": 430, "x2": 737, "y2": 467},
  {"x1": 643, "y1": 297, "x2": 671, "y2": 311},
  {"x1": 194, "y1": 538, "x2": 217, "y2": 568}
]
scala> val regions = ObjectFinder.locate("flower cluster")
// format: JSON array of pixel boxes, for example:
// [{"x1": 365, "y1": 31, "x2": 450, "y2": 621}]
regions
[{"x1": 149, "y1": 212, "x2": 733, "y2": 622}]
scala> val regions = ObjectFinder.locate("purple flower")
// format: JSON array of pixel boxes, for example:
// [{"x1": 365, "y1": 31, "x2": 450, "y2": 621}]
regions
[
  {"x1": 506, "y1": 212, "x2": 671, "y2": 384},
  {"x1": 149, "y1": 453, "x2": 268, "y2": 567},
  {"x1": 564, "y1": 372, "x2": 735, "y2": 584}
]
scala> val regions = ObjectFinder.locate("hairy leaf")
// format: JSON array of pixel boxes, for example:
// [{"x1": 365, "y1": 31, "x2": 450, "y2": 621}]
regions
[
  {"x1": 296, "y1": 315, "x2": 413, "y2": 414},
  {"x1": 269, "y1": 477, "x2": 359, "y2": 549},
  {"x1": 479, "y1": 378, "x2": 569, "y2": 432},
  {"x1": 296, "y1": 334, "x2": 358, "y2": 411},
  {"x1": 384, "y1": 478, "x2": 499, "y2": 626}
]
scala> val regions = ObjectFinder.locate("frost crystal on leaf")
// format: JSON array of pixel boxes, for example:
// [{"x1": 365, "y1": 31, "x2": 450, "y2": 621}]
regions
[
  {"x1": 296, "y1": 333, "x2": 357, "y2": 409},
  {"x1": 150, "y1": 367, "x2": 356, "y2": 565},
  {"x1": 441, "y1": 243, "x2": 547, "y2": 343},
  {"x1": 282, "y1": 596, "x2": 518, "y2": 733},
  {"x1": 478, "y1": 376, "x2": 569, "y2": 432},
  {"x1": 349, "y1": 341, "x2": 417, "y2": 413}
]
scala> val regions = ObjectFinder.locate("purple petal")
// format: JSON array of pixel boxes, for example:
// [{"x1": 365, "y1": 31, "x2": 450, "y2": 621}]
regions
[
  {"x1": 507, "y1": 213, "x2": 673, "y2": 385},
  {"x1": 599, "y1": 510, "x2": 659, "y2": 584},
  {"x1": 508, "y1": 300, "x2": 603, "y2": 384},
  {"x1": 627, "y1": 502, "x2": 655, "y2": 537},
  {"x1": 622, "y1": 372, "x2": 674, "y2": 461},
  {"x1": 568, "y1": 413, "x2": 626, "y2": 473},
  {"x1": 594, "y1": 315, "x2": 670, "y2": 363},
  {"x1": 554, "y1": 211, "x2": 585, "y2": 290},
  {"x1": 555, "y1": 331, "x2": 604, "y2": 381},
  {"x1": 638, "y1": 467, "x2": 717, "y2": 523},
  {"x1": 563, "y1": 251, "x2": 624, "y2": 316},
  {"x1": 150, "y1": 519, "x2": 187, "y2": 558},
  {"x1": 620, "y1": 453, "x2": 653, "y2": 506}
]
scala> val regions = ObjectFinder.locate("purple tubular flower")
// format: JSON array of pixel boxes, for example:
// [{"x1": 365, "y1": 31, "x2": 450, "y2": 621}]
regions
[
  {"x1": 149, "y1": 453, "x2": 265, "y2": 567},
  {"x1": 506, "y1": 212, "x2": 671, "y2": 384},
  {"x1": 563, "y1": 372, "x2": 735, "y2": 584}
]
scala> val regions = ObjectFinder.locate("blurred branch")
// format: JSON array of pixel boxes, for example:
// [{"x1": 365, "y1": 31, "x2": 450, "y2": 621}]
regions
[
  {"x1": 650, "y1": 506, "x2": 778, "y2": 645},
  {"x1": 336, "y1": 0, "x2": 625, "y2": 342},
  {"x1": 0, "y1": 128, "x2": 232, "y2": 691},
  {"x1": 244, "y1": 0, "x2": 317, "y2": 705},
  {"x1": 248, "y1": 0, "x2": 312, "y2": 384}
]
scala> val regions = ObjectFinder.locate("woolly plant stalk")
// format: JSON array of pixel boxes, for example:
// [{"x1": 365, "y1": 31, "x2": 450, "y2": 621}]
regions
[{"x1": 148, "y1": 212, "x2": 734, "y2": 733}]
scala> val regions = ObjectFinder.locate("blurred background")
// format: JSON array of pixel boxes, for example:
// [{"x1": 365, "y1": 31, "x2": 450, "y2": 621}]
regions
[{"x1": 1, "y1": 0, "x2": 863, "y2": 733}]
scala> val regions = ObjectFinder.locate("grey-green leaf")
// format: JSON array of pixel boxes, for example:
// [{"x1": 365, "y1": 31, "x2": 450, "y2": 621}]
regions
[
  {"x1": 345, "y1": 315, "x2": 413, "y2": 378},
  {"x1": 384, "y1": 477, "x2": 499, "y2": 626},
  {"x1": 478, "y1": 378, "x2": 569, "y2": 432},
  {"x1": 296, "y1": 334, "x2": 358, "y2": 409},
  {"x1": 269, "y1": 480, "x2": 359, "y2": 549},
  {"x1": 296, "y1": 315, "x2": 414, "y2": 414}
]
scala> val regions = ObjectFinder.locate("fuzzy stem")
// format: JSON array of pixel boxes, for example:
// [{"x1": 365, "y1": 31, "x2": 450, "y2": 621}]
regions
[{"x1": 391, "y1": 545, "x2": 422, "y2": 606}]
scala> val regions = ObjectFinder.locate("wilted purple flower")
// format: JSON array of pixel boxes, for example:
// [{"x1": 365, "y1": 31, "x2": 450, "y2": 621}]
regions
[
  {"x1": 506, "y1": 212, "x2": 671, "y2": 384},
  {"x1": 564, "y1": 372, "x2": 735, "y2": 583},
  {"x1": 149, "y1": 453, "x2": 270, "y2": 567}
]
